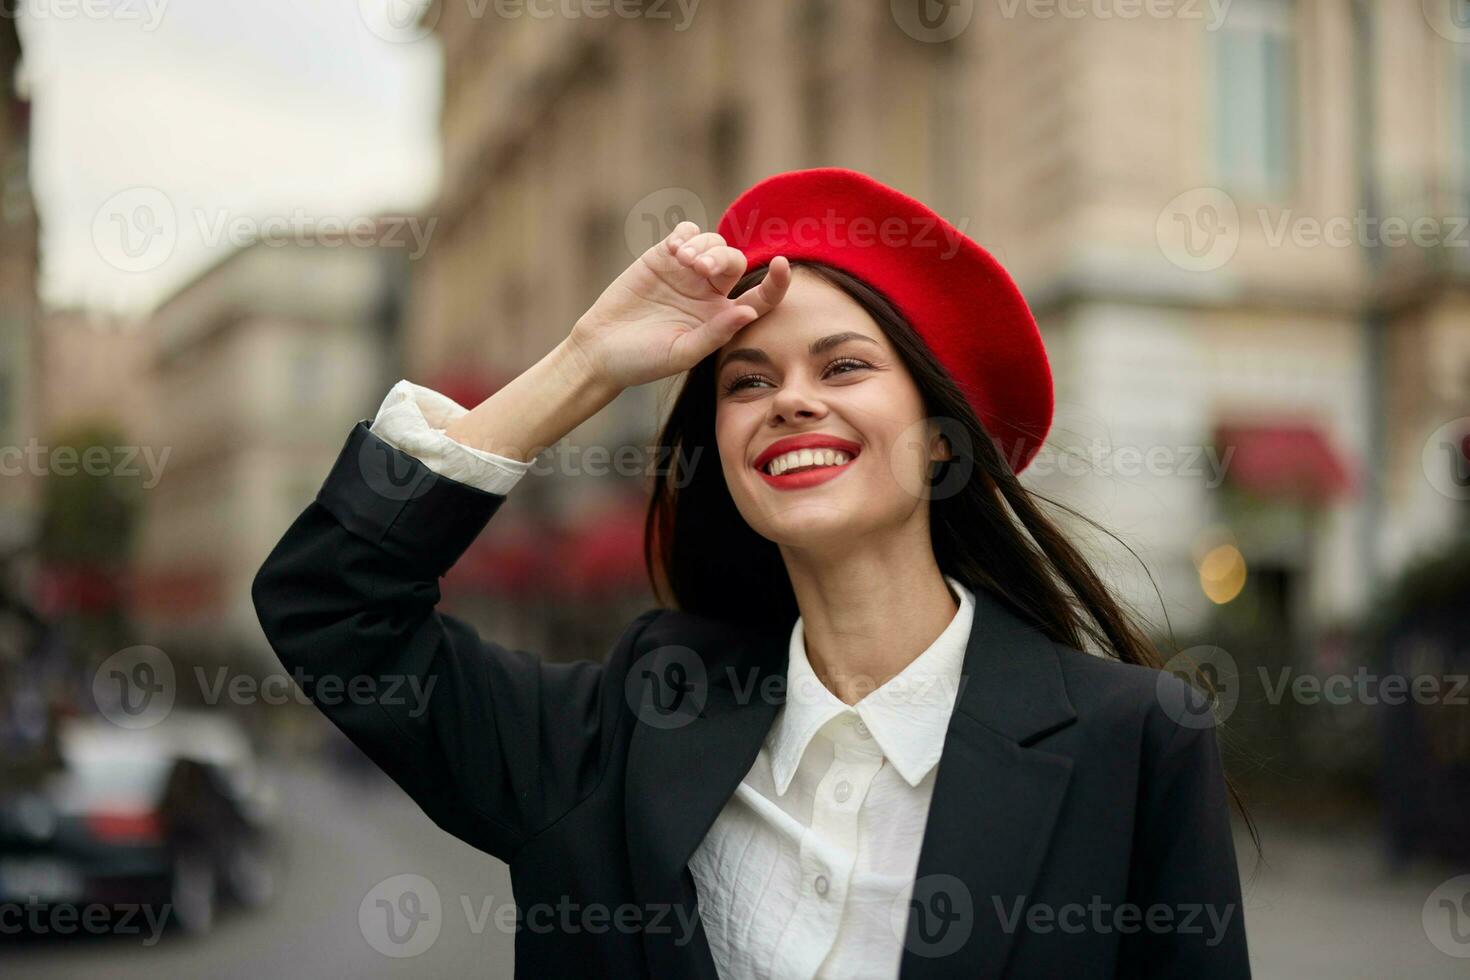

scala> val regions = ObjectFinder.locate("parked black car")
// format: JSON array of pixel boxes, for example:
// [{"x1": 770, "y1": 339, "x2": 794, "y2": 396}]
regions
[{"x1": 0, "y1": 711, "x2": 281, "y2": 935}]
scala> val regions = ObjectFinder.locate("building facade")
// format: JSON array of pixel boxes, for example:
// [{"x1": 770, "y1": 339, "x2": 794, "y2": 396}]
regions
[
  {"x1": 0, "y1": 15, "x2": 37, "y2": 555},
  {"x1": 135, "y1": 229, "x2": 407, "y2": 663},
  {"x1": 412, "y1": 0, "x2": 1469, "y2": 655}
]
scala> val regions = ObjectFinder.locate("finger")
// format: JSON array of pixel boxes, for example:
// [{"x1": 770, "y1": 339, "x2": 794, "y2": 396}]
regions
[
  {"x1": 694, "y1": 245, "x2": 748, "y2": 295},
  {"x1": 664, "y1": 221, "x2": 701, "y2": 251},
  {"x1": 733, "y1": 255, "x2": 791, "y2": 317},
  {"x1": 673, "y1": 304, "x2": 760, "y2": 366},
  {"x1": 643, "y1": 221, "x2": 703, "y2": 273},
  {"x1": 671, "y1": 231, "x2": 727, "y2": 269}
]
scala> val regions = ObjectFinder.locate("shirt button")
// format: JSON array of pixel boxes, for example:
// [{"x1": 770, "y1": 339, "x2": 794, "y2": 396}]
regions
[
  {"x1": 814, "y1": 874, "x2": 829, "y2": 896},
  {"x1": 854, "y1": 719, "x2": 871, "y2": 739},
  {"x1": 833, "y1": 780, "x2": 852, "y2": 803}
]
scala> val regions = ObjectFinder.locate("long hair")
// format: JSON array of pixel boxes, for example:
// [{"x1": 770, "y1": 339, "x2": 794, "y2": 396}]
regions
[{"x1": 641, "y1": 259, "x2": 1259, "y2": 850}]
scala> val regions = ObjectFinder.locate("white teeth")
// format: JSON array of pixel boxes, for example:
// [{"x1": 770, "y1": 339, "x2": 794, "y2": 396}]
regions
[{"x1": 764, "y1": 448, "x2": 856, "y2": 475}]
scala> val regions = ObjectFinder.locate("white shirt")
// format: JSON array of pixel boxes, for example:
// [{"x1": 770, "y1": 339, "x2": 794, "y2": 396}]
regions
[{"x1": 368, "y1": 380, "x2": 975, "y2": 980}]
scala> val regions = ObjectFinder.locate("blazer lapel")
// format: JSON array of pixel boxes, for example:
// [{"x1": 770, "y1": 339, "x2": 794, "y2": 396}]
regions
[
  {"x1": 898, "y1": 587, "x2": 1078, "y2": 980},
  {"x1": 624, "y1": 587, "x2": 1078, "y2": 980},
  {"x1": 624, "y1": 614, "x2": 790, "y2": 978}
]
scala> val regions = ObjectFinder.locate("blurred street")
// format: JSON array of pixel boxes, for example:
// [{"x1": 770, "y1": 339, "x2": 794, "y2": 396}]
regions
[
  {"x1": 0, "y1": 757, "x2": 516, "y2": 978},
  {"x1": 0, "y1": 754, "x2": 1462, "y2": 979}
]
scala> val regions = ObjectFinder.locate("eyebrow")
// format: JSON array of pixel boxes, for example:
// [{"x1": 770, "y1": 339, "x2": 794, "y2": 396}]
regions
[{"x1": 717, "y1": 331, "x2": 881, "y2": 372}]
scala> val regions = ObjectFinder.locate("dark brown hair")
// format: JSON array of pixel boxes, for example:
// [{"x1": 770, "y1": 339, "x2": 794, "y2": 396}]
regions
[{"x1": 641, "y1": 259, "x2": 1258, "y2": 849}]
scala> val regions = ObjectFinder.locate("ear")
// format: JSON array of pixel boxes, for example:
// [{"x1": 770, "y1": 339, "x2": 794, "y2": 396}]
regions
[{"x1": 928, "y1": 426, "x2": 954, "y2": 463}]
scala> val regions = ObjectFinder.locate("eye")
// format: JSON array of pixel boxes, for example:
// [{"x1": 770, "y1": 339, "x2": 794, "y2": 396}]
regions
[
  {"x1": 720, "y1": 357, "x2": 873, "y2": 396},
  {"x1": 824, "y1": 357, "x2": 870, "y2": 377}
]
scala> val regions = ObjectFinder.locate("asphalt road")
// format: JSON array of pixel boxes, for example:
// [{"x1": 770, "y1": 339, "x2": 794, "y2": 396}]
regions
[{"x1": 1, "y1": 756, "x2": 1464, "y2": 978}]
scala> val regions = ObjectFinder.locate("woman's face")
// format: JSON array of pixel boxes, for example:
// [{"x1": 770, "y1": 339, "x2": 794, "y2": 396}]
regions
[{"x1": 713, "y1": 268, "x2": 948, "y2": 550}]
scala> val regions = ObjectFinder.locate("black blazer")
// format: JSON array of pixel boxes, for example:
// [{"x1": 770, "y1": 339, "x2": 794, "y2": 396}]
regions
[{"x1": 252, "y1": 422, "x2": 1251, "y2": 979}]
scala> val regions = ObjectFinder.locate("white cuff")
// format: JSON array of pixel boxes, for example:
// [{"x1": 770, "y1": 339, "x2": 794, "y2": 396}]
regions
[{"x1": 369, "y1": 379, "x2": 532, "y2": 497}]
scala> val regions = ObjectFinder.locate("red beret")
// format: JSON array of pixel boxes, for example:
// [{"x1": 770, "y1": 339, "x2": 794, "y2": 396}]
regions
[{"x1": 716, "y1": 167, "x2": 1053, "y2": 476}]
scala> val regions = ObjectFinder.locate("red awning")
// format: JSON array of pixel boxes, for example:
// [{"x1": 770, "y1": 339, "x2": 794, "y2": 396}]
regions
[
  {"x1": 552, "y1": 498, "x2": 649, "y2": 599},
  {"x1": 443, "y1": 497, "x2": 650, "y2": 599},
  {"x1": 1214, "y1": 422, "x2": 1354, "y2": 504}
]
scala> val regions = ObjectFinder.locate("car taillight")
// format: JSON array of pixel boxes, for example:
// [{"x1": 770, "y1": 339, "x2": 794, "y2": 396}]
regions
[{"x1": 86, "y1": 810, "x2": 163, "y2": 843}]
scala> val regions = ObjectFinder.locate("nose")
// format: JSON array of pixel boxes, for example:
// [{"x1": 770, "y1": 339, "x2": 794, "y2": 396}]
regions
[{"x1": 766, "y1": 372, "x2": 829, "y2": 425}]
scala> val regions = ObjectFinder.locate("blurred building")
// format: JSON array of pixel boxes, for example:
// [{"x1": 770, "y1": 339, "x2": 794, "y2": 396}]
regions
[
  {"x1": 134, "y1": 228, "x2": 408, "y2": 663},
  {"x1": 0, "y1": 15, "x2": 37, "y2": 555},
  {"x1": 35, "y1": 309, "x2": 156, "y2": 439},
  {"x1": 412, "y1": 0, "x2": 1468, "y2": 656}
]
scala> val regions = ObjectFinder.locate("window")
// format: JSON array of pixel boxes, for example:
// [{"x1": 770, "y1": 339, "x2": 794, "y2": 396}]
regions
[
  {"x1": 1459, "y1": 38, "x2": 1470, "y2": 185},
  {"x1": 1211, "y1": 0, "x2": 1297, "y2": 197}
]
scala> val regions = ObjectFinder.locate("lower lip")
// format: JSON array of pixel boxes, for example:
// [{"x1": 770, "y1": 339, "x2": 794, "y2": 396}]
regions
[{"x1": 755, "y1": 456, "x2": 858, "y2": 490}]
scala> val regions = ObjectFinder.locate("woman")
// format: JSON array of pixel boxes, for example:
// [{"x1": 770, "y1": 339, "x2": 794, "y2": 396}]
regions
[{"x1": 253, "y1": 168, "x2": 1252, "y2": 978}]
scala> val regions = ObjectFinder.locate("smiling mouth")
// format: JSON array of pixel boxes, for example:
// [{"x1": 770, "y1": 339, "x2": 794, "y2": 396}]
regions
[{"x1": 757, "y1": 447, "x2": 859, "y2": 477}]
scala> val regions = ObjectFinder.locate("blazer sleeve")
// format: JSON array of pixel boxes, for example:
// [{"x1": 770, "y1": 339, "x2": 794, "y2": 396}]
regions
[
  {"x1": 1116, "y1": 676, "x2": 1253, "y2": 979},
  {"x1": 251, "y1": 421, "x2": 663, "y2": 862}
]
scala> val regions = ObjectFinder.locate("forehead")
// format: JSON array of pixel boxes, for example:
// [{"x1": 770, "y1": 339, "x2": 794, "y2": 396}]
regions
[{"x1": 717, "y1": 270, "x2": 880, "y2": 363}]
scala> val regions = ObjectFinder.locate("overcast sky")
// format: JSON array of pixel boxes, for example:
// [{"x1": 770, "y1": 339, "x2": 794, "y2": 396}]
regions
[{"x1": 16, "y1": 0, "x2": 441, "y2": 316}]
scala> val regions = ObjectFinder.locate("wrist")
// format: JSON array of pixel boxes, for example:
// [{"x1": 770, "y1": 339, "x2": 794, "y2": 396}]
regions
[{"x1": 551, "y1": 336, "x2": 619, "y2": 405}]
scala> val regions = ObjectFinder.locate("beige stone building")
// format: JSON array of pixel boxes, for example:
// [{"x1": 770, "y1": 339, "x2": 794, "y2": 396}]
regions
[
  {"x1": 0, "y1": 17, "x2": 37, "y2": 554},
  {"x1": 411, "y1": 0, "x2": 1469, "y2": 652},
  {"x1": 135, "y1": 229, "x2": 408, "y2": 662},
  {"x1": 34, "y1": 309, "x2": 156, "y2": 440}
]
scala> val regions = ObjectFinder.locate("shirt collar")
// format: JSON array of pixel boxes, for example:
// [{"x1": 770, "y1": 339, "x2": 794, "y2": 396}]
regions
[{"x1": 767, "y1": 574, "x2": 975, "y2": 795}]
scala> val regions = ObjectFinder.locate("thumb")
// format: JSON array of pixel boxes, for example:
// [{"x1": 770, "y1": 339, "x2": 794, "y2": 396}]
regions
[{"x1": 673, "y1": 304, "x2": 759, "y2": 367}]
